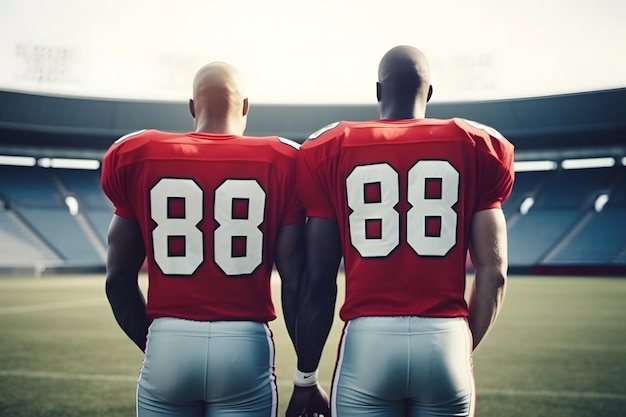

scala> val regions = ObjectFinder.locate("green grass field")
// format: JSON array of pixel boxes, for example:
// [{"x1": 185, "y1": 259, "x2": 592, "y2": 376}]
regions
[{"x1": 0, "y1": 273, "x2": 625, "y2": 417}]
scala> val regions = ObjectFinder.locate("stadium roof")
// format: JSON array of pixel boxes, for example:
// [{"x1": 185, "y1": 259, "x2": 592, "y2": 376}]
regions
[
  {"x1": 1, "y1": 0, "x2": 625, "y2": 104},
  {"x1": 1, "y1": 88, "x2": 625, "y2": 158}
]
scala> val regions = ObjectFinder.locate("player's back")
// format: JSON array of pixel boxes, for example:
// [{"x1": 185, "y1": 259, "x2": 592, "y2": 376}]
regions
[
  {"x1": 298, "y1": 119, "x2": 514, "y2": 320},
  {"x1": 102, "y1": 129, "x2": 302, "y2": 323}
]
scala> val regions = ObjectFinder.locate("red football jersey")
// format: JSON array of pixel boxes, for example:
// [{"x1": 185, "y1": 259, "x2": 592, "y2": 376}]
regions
[
  {"x1": 298, "y1": 119, "x2": 514, "y2": 321},
  {"x1": 102, "y1": 129, "x2": 304, "y2": 322}
]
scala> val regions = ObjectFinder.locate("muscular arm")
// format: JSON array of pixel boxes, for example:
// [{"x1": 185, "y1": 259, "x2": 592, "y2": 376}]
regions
[
  {"x1": 105, "y1": 215, "x2": 149, "y2": 352},
  {"x1": 467, "y1": 208, "x2": 508, "y2": 351},
  {"x1": 274, "y1": 222, "x2": 305, "y2": 350},
  {"x1": 296, "y1": 217, "x2": 342, "y2": 372},
  {"x1": 286, "y1": 217, "x2": 339, "y2": 417}
]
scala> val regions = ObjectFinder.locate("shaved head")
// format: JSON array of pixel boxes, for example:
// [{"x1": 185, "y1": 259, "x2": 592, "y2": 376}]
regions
[
  {"x1": 376, "y1": 45, "x2": 433, "y2": 119},
  {"x1": 189, "y1": 62, "x2": 249, "y2": 134}
]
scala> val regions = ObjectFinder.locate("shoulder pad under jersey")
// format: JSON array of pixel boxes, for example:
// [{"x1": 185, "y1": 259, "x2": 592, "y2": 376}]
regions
[
  {"x1": 307, "y1": 122, "x2": 341, "y2": 140},
  {"x1": 277, "y1": 136, "x2": 301, "y2": 150}
]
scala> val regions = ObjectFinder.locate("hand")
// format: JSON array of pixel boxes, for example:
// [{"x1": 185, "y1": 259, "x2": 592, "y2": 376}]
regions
[{"x1": 285, "y1": 384, "x2": 330, "y2": 417}]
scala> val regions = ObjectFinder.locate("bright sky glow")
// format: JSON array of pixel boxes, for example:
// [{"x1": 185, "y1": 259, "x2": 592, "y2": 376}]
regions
[{"x1": 1, "y1": 0, "x2": 625, "y2": 103}]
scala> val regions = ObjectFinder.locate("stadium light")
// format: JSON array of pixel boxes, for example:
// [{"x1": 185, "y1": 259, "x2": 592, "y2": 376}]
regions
[
  {"x1": 520, "y1": 197, "x2": 534, "y2": 215},
  {"x1": 0, "y1": 155, "x2": 37, "y2": 166},
  {"x1": 65, "y1": 196, "x2": 79, "y2": 216},
  {"x1": 594, "y1": 193, "x2": 610, "y2": 212},
  {"x1": 38, "y1": 158, "x2": 100, "y2": 170},
  {"x1": 561, "y1": 157, "x2": 615, "y2": 170},
  {"x1": 514, "y1": 160, "x2": 557, "y2": 172},
  {"x1": 622, "y1": 156, "x2": 626, "y2": 166}
]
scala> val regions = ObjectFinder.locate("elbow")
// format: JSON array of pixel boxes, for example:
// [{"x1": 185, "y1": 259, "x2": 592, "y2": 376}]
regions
[
  {"x1": 475, "y1": 263, "x2": 507, "y2": 289},
  {"x1": 104, "y1": 274, "x2": 119, "y2": 302},
  {"x1": 105, "y1": 270, "x2": 130, "y2": 300},
  {"x1": 491, "y1": 270, "x2": 507, "y2": 292}
]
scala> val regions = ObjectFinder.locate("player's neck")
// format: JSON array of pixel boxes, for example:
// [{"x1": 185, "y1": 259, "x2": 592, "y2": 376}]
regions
[
  {"x1": 194, "y1": 119, "x2": 243, "y2": 136},
  {"x1": 379, "y1": 103, "x2": 426, "y2": 121}
]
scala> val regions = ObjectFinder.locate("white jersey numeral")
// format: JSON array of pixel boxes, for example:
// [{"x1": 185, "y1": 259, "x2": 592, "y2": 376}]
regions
[
  {"x1": 151, "y1": 179, "x2": 204, "y2": 275},
  {"x1": 346, "y1": 163, "x2": 399, "y2": 257},
  {"x1": 149, "y1": 178, "x2": 266, "y2": 276},
  {"x1": 346, "y1": 160, "x2": 459, "y2": 258},
  {"x1": 407, "y1": 161, "x2": 459, "y2": 256},
  {"x1": 214, "y1": 180, "x2": 266, "y2": 275}
]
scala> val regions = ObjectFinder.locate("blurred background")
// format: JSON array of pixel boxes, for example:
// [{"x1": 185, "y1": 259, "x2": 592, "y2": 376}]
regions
[
  {"x1": 0, "y1": 1, "x2": 625, "y2": 416},
  {"x1": 1, "y1": 0, "x2": 625, "y2": 275}
]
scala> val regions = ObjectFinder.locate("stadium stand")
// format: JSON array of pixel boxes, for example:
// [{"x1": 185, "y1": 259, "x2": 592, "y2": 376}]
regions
[
  {"x1": 0, "y1": 207, "x2": 61, "y2": 266},
  {"x1": 502, "y1": 170, "x2": 548, "y2": 217},
  {"x1": 0, "y1": 165, "x2": 65, "y2": 208},
  {"x1": 55, "y1": 168, "x2": 112, "y2": 245},
  {"x1": 505, "y1": 167, "x2": 626, "y2": 266},
  {"x1": 0, "y1": 165, "x2": 105, "y2": 267},
  {"x1": 541, "y1": 166, "x2": 626, "y2": 266},
  {"x1": 1, "y1": 88, "x2": 625, "y2": 274}
]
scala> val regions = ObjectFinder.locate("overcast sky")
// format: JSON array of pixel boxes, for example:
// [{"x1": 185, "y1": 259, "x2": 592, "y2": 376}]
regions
[{"x1": 0, "y1": 0, "x2": 624, "y2": 103}]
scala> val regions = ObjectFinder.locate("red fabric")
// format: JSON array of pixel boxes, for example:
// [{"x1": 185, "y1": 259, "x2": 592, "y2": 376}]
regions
[
  {"x1": 298, "y1": 119, "x2": 514, "y2": 321},
  {"x1": 102, "y1": 130, "x2": 304, "y2": 322}
]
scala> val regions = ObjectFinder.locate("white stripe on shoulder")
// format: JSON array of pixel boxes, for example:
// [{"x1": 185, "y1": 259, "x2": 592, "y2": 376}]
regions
[
  {"x1": 114, "y1": 129, "x2": 147, "y2": 144},
  {"x1": 461, "y1": 119, "x2": 503, "y2": 139},
  {"x1": 308, "y1": 122, "x2": 340, "y2": 140},
  {"x1": 277, "y1": 136, "x2": 300, "y2": 150}
]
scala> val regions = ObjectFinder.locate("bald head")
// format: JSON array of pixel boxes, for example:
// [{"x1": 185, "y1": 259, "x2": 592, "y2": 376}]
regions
[
  {"x1": 376, "y1": 45, "x2": 433, "y2": 119},
  {"x1": 189, "y1": 62, "x2": 249, "y2": 135}
]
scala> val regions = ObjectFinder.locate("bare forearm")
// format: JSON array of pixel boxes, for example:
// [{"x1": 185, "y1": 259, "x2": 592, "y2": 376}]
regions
[
  {"x1": 275, "y1": 222, "x2": 306, "y2": 351},
  {"x1": 296, "y1": 285, "x2": 337, "y2": 372},
  {"x1": 282, "y1": 286, "x2": 299, "y2": 350},
  {"x1": 468, "y1": 267, "x2": 506, "y2": 350},
  {"x1": 105, "y1": 277, "x2": 149, "y2": 352},
  {"x1": 297, "y1": 217, "x2": 342, "y2": 372}
]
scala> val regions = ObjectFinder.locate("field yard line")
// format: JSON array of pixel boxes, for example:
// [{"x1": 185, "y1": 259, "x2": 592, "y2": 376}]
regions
[
  {"x1": 0, "y1": 369, "x2": 136, "y2": 382},
  {"x1": 481, "y1": 388, "x2": 626, "y2": 400},
  {"x1": 0, "y1": 297, "x2": 105, "y2": 314}
]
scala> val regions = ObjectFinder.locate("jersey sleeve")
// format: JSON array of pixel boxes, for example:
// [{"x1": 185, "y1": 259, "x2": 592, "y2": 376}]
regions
[
  {"x1": 100, "y1": 144, "x2": 136, "y2": 220},
  {"x1": 297, "y1": 144, "x2": 337, "y2": 220},
  {"x1": 474, "y1": 134, "x2": 515, "y2": 211}
]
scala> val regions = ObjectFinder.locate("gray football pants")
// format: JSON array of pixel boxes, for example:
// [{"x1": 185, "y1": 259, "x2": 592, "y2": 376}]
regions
[
  {"x1": 136, "y1": 318, "x2": 277, "y2": 417},
  {"x1": 332, "y1": 316, "x2": 475, "y2": 417}
]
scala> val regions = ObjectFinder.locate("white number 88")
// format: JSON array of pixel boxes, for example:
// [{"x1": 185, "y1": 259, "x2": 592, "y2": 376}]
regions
[
  {"x1": 346, "y1": 160, "x2": 459, "y2": 258},
  {"x1": 150, "y1": 178, "x2": 266, "y2": 276}
]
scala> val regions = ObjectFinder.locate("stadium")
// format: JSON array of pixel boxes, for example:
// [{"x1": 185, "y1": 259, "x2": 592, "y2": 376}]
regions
[{"x1": 1, "y1": 1, "x2": 625, "y2": 416}]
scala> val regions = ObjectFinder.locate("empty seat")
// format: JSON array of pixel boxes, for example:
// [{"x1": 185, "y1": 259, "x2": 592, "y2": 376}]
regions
[
  {"x1": 19, "y1": 207, "x2": 103, "y2": 264},
  {"x1": 0, "y1": 165, "x2": 65, "y2": 208},
  {"x1": 508, "y1": 210, "x2": 582, "y2": 266},
  {"x1": 0, "y1": 208, "x2": 61, "y2": 266},
  {"x1": 84, "y1": 209, "x2": 112, "y2": 244},
  {"x1": 502, "y1": 170, "x2": 548, "y2": 216},
  {"x1": 55, "y1": 169, "x2": 112, "y2": 210},
  {"x1": 532, "y1": 167, "x2": 619, "y2": 210},
  {"x1": 544, "y1": 210, "x2": 626, "y2": 264}
]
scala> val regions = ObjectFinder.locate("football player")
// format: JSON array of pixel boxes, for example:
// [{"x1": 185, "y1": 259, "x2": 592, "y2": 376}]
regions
[
  {"x1": 287, "y1": 45, "x2": 514, "y2": 417},
  {"x1": 102, "y1": 62, "x2": 304, "y2": 417}
]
